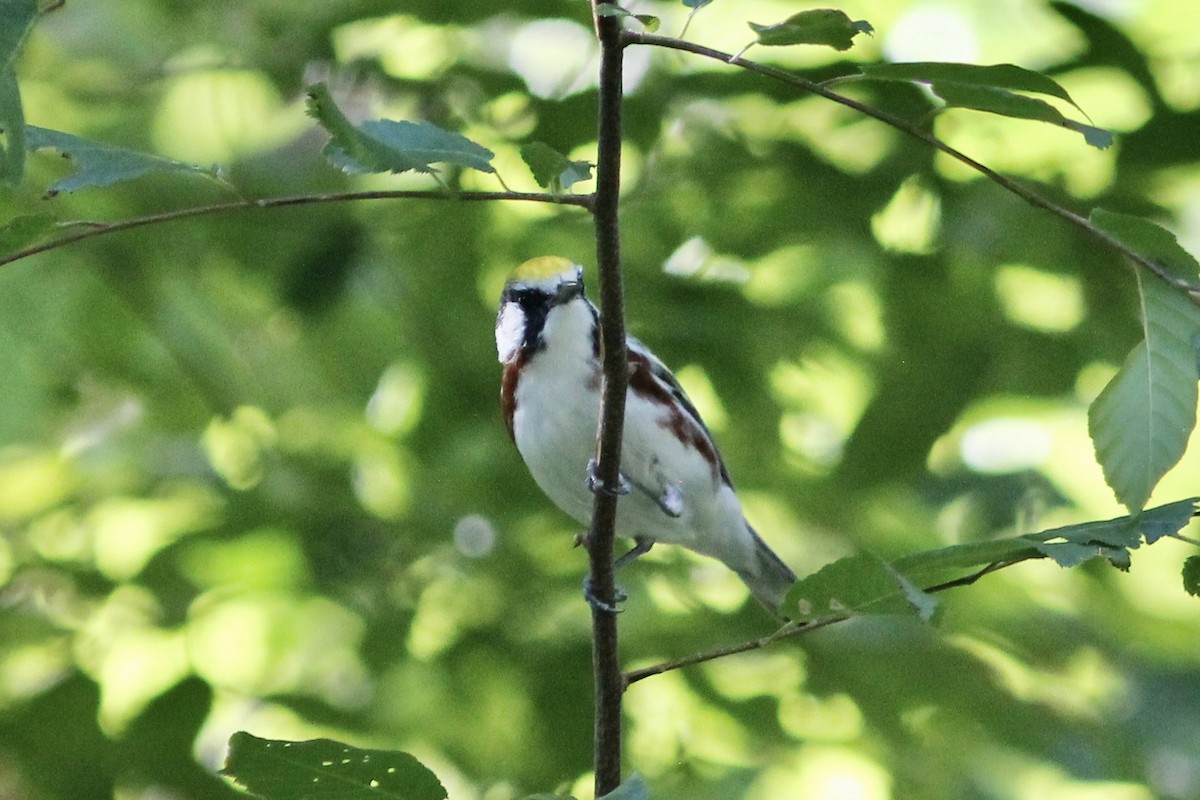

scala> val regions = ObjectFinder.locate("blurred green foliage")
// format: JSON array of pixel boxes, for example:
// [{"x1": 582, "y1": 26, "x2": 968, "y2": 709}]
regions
[{"x1": 1, "y1": 1, "x2": 1199, "y2": 799}]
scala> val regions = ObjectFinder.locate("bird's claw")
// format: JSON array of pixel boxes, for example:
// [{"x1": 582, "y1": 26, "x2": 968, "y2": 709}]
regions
[
  {"x1": 583, "y1": 575, "x2": 628, "y2": 614},
  {"x1": 586, "y1": 458, "x2": 631, "y2": 498}
]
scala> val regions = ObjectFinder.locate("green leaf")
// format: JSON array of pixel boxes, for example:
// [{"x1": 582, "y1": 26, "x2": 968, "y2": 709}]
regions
[
  {"x1": 0, "y1": 68, "x2": 24, "y2": 185},
  {"x1": 519, "y1": 142, "x2": 593, "y2": 193},
  {"x1": 600, "y1": 774, "x2": 649, "y2": 800},
  {"x1": 784, "y1": 552, "x2": 937, "y2": 622},
  {"x1": 594, "y1": 3, "x2": 627, "y2": 17},
  {"x1": 861, "y1": 62, "x2": 1081, "y2": 109},
  {"x1": 0, "y1": 0, "x2": 35, "y2": 186},
  {"x1": 221, "y1": 732, "x2": 447, "y2": 800},
  {"x1": 681, "y1": 0, "x2": 712, "y2": 8},
  {"x1": 0, "y1": 0, "x2": 38, "y2": 74},
  {"x1": 930, "y1": 83, "x2": 1112, "y2": 149},
  {"x1": 748, "y1": 9, "x2": 873, "y2": 51},
  {"x1": 859, "y1": 62, "x2": 1113, "y2": 149},
  {"x1": 306, "y1": 82, "x2": 494, "y2": 176},
  {"x1": 0, "y1": 212, "x2": 55, "y2": 251},
  {"x1": 1088, "y1": 211, "x2": 1200, "y2": 512},
  {"x1": 1183, "y1": 556, "x2": 1200, "y2": 597},
  {"x1": 25, "y1": 126, "x2": 218, "y2": 195}
]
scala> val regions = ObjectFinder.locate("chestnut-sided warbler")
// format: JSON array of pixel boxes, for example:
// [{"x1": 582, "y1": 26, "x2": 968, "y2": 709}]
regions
[{"x1": 496, "y1": 256, "x2": 796, "y2": 615}]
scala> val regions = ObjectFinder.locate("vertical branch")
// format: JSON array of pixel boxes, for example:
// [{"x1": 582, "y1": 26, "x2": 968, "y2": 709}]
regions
[{"x1": 588, "y1": 4, "x2": 627, "y2": 798}]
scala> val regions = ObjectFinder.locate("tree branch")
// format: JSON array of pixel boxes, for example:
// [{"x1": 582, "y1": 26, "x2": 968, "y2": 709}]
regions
[
  {"x1": 588, "y1": 6, "x2": 629, "y2": 798},
  {"x1": 0, "y1": 188, "x2": 592, "y2": 269},
  {"x1": 624, "y1": 31, "x2": 1200, "y2": 300},
  {"x1": 622, "y1": 554, "x2": 1036, "y2": 686}
]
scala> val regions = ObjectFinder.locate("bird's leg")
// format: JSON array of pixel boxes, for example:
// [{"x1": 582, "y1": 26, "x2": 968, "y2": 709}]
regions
[{"x1": 582, "y1": 537, "x2": 654, "y2": 614}]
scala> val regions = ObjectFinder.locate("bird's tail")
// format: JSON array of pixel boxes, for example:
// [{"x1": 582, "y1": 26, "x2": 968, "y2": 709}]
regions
[{"x1": 733, "y1": 522, "x2": 797, "y2": 617}]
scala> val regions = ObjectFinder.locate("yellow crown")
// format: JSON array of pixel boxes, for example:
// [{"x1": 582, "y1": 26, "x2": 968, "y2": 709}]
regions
[{"x1": 508, "y1": 256, "x2": 579, "y2": 283}]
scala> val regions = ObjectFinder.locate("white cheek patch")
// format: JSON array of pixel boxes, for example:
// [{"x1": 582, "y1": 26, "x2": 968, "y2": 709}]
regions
[{"x1": 496, "y1": 303, "x2": 527, "y2": 363}]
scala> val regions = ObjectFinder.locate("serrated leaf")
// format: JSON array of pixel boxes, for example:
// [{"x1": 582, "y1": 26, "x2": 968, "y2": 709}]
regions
[
  {"x1": 1183, "y1": 556, "x2": 1200, "y2": 597},
  {"x1": 519, "y1": 142, "x2": 593, "y2": 193},
  {"x1": 222, "y1": 732, "x2": 447, "y2": 800},
  {"x1": 25, "y1": 126, "x2": 217, "y2": 195},
  {"x1": 306, "y1": 82, "x2": 493, "y2": 176},
  {"x1": 748, "y1": 9, "x2": 873, "y2": 51},
  {"x1": 1088, "y1": 211, "x2": 1200, "y2": 513},
  {"x1": 1035, "y1": 498, "x2": 1197, "y2": 567},
  {"x1": 0, "y1": 212, "x2": 55, "y2": 251},
  {"x1": 600, "y1": 773, "x2": 649, "y2": 800},
  {"x1": 784, "y1": 552, "x2": 936, "y2": 621}
]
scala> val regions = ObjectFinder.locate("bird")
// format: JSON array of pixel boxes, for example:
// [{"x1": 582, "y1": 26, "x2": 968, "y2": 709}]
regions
[{"x1": 495, "y1": 255, "x2": 797, "y2": 616}]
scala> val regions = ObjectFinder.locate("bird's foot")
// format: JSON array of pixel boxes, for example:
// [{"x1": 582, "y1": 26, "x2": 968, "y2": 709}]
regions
[
  {"x1": 585, "y1": 458, "x2": 631, "y2": 498},
  {"x1": 583, "y1": 575, "x2": 628, "y2": 614}
]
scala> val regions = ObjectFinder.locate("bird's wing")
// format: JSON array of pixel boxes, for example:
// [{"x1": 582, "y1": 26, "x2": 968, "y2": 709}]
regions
[{"x1": 626, "y1": 336, "x2": 733, "y2": 488}]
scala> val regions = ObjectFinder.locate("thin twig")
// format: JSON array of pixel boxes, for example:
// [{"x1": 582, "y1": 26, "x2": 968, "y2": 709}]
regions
[
  {"x1": 588, "y1": 5, "x2": 629, "y2": 797},
  {"x1": 623, "y1": 556, "x2": 1032, "y2": 686},
  {"x1": 0, "y1": 189, "x2": 592, "y2": 269},
  {"x1": 623, "y1": 31, "x2": 1200, "y2": 300}
]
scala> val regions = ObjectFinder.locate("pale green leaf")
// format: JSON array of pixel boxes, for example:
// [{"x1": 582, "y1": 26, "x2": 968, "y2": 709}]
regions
[
  {"x1": 748, "y1": 9, "x2": 873, "y2": 51},
  {"x1": 26, "y1": 126, "x2": 219, "y2": 194},
  {"x1": 222, "y1": 732, "x2": 447, "y2": 800},
  {"x1": 784, "y1": 552, "x2": 936, "y2": 621},
  {"x1": 1088, "y1": 211, "x2": 1200, "y2": 512},
  {"x1": 306, "y1": 82, "x2": 494, "y2": 176}
]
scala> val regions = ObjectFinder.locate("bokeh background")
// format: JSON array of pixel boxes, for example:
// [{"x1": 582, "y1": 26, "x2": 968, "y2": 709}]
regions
[{"x1": 2, "y1": 1, "x2": 1199, "y2": 798}]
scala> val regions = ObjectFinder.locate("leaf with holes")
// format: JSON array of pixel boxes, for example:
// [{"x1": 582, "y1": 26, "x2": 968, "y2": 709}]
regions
[
  {"x1": 748, "y1": 9, "x2": 873, "y2": 51},
  {"x1": 1088, "y1": 211, "x2": 1200, "y2": 513},
  {"x1": 26, "y1": 126, "x2": 219, "y2": 195},
  {"x1": 784, "y1": 552, "x2": 937, "y2": 622},
  {"x1": 222, "y1": 732, "x2": 447, "y2": 800},
  {"x1": 306, "y1": 82, "x2": 493, "y2": 176}
]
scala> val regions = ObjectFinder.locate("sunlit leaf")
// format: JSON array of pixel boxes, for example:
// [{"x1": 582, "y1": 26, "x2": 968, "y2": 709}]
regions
[
  {"x1": 748, "y1": 9, "x2": 873, "y2": 51},
  {"x1": 222, "y1": 732, "x2": 447, "y2": 800},
  {"x1": 860, "y1": 61, "x2": 1113, "y2": 148},
  {"x1": 25, "y1": 125, "x2": 219, "y2": 195},
  {"x1": 1088, "y1": 210, "x2": 1200, "y2": 512},
  {"x1": 306, "y1": 82, "x2": 494, "y2": 176},
  {"x1": 519, "y1": 142, "x2": 593, "y2": 193},
  {"x1": 784, "y1": 552, "x2": 937, "y2": 621}
]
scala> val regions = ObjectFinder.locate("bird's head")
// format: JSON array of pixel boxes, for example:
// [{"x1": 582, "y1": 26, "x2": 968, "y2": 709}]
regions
[{"x1": 496, "y1": 256, "x2": 590, "y2": 364}]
